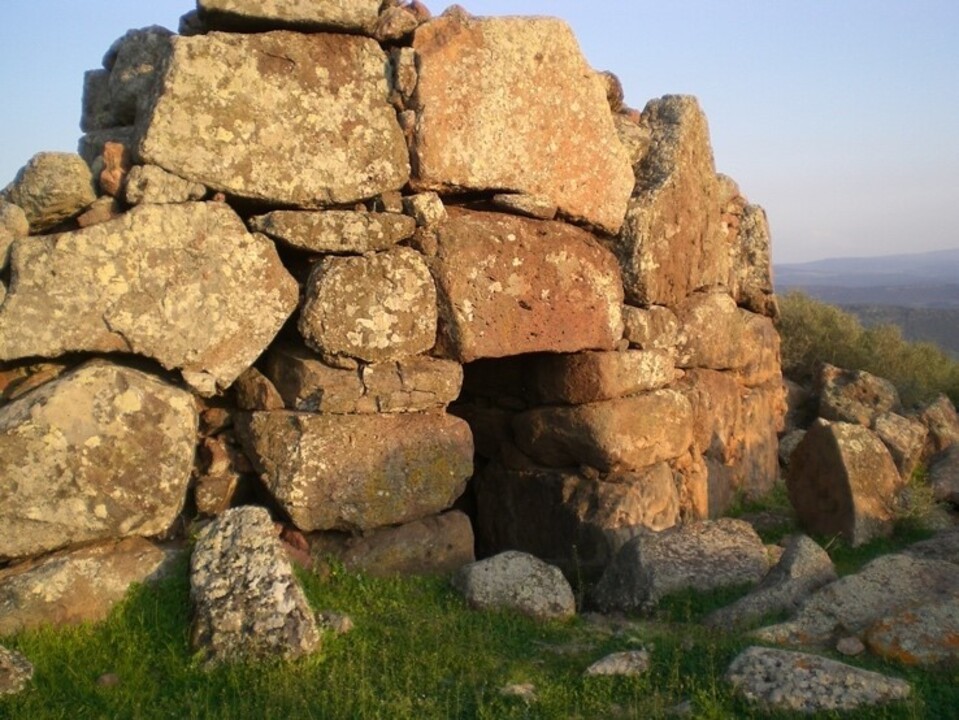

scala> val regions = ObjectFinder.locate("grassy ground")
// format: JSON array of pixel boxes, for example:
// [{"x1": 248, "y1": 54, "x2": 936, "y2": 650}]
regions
[{"x1": 1, "y1": 493, "x2": 957, "y2": 719}]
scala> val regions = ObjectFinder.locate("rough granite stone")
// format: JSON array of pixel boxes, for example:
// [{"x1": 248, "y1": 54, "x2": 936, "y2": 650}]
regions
[
  {"x1": 430, "y1": 209, "x2": 624, "y2": 362},
  {"x1": 873, "y1": 411, "x2": 928, "y2": 480},
  {"x1": 453, "y1": 550, "x2": 576, "y2": 620},
  {"x1": 512, "y1": 390, "x2": 693, "y2": 472},
  {"x1": 621, "y1": 305, "x2": 680, "y2": 352},
  {"x1": 726, "y1": 646, "x2": 910, "y2": 713},
  {"x1": 403, "y1": 192, "x2": 447, "y2": 226},
  {"x1": 0, "y1": 646, "x2": 33, "y2": 696},
  {"x1": 123, "y1": 164, "x2": 207, "y2": 205},
  {"x1": 3, "y1": 152, "x2": 96, "y2": 232},
  {"x1": 104, "y1": 27, "x2": 174, "y2": 126},
  {"x1": 0, "y1": 538, "x2": 177, "y2": 635},
  {"x1": 919, "y1": 394, "x2": 959, "y2": 454},
  {"x1": 929, "y1": 445, "x2": 959, "y2": 505},
  {"x1": 729, "y1": 203, "x2": 778, "y2": 318},
  {"x1": 490, "y1": 193, "x2": 558, "y2": 221},
  {"x1": 0, "y1": 361, "x2": 197, "y2": 561},
  {"x1": 410, "y1": 15, "x2": 633, "y2": 234},
  {"x1": 299, "y1": 247, "x2": 437, "y2": 363},
  {"x1": 786, "y1": 420, "x2": 903, "y2": 546},
  {"x1": 190, "y1": 506, "x2": 320, "y2": 665},
  {"x1": 584, "y1": 650, "x2": 651, "y2": 677},
  {"x1": 232, "y1": 366, "x2": 285, "y2": 411},
  {"x1": 817, "y1": 364, "x2": 901, "y2": 427},
  {"x1": 0, "y1": 200, "x2": 28, "y2": 269},
  {"x1": 250, "y1": 210, "x2": 416, "y2": 254},
  {"x1": 136, "y1": 31, "x2": 409, "y2": 207},
  {"x1": 0, "y1": 202, "x2": 298, "y2": 395},
  {"x1": 865, "y1": 591, "x2": 959, "y2": 666},
  {"x1": 238, "y1": 410, "x2": 473, "y2": 532},
  {"x1": 593, "y1": 518, "x2": 768, "y2": 613},
  {"x1": 197, "y1": 0, "x2": 381, "y2": 33}
]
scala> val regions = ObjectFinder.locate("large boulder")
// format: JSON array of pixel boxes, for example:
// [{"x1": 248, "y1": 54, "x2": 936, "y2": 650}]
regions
[
  {"x1": 474, "y1": 461, "x2": 680, "y2": 579},
  {"x1": 817, "y1": 363, "x2": 900, "y2": 427},
  {"x1": 190, "y1": 506, "x2": 320, "y2": 665},
  {"x1": 452, "y1": 551, "x2": 576, "y2": 620},
  {"x1": 196, "y1": 0, "x2": 382, "y2": 33},
  {"x1": 512, "y1": 390, "x2": 693, "y2": 472},
  {"x1": 0, "y1": 202, "x2": 298, "y2": 395},
  {"x1": 873, "y1": 411, "x2": 928, "y2": 480},
  {"x1": 409, "y1": 15, "x2": 633, "y2": 234},
  {"x1": 918, "y1": 394, "x2": 959, "y2": 454},
  {"x1": 237, "y1": 411, "x2": 473, "y2": 532},
  {"x1": 865, "y1": 592, "x2": 959, "y2": 666},
  {"x1": 430, "y1": 209, "x2": 624, "y2": 362},
  {"x1": 0, "y1": 538, "x2": 177, "y2": 635},
  {"x1": 609, "y1": 95, "x2": 727, "y2": 307},
  {"x1": 593, "y1": 518, "x2": 768, "y2": 613},
  {"x1": 135, "y1": 31, "x2": 409, "y2": 207},
  {"x1": 2, "y1": 152, "x2": 96, "y2": 232},
  {"x1": 0, "y1": 361, "x2": 197, "y2": 561},
  {"x1": 298, "y1": 247, "x2": 437, "y2": 363},
  {"x1": 786, "y1": 420, "x2": 903, "y2": 547}
]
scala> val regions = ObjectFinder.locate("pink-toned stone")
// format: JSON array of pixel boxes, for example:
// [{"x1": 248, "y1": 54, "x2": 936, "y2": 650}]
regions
[
  {"x1": 409, "y1": 15, "x2": 633, "y2": 234},
  {"x1": 430, "y1": 209, "x2": 624, "y2": 362}
]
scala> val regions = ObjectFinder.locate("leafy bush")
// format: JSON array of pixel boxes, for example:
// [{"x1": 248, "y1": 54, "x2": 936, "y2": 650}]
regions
[{"x1": 777, "y1": 291, "x2": 959, "y2": 407}]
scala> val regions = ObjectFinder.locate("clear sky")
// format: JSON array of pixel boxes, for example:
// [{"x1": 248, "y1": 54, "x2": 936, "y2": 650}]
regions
[{"x1": 1, "y1": 1, "x2": 956, "y2": 263}]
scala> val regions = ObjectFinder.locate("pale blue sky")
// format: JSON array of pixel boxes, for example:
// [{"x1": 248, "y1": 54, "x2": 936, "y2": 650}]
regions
[{"x1": 1, "y1": 1, "x2": 956, "y2": 263}]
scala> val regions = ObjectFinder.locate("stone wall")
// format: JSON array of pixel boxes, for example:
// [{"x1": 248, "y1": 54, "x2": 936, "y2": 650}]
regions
[{"x1": 0, "y1": 0, "x2": 783, "y2": 608}]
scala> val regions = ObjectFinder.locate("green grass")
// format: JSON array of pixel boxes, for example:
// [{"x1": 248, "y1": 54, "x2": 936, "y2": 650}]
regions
[{"x1": 2, "y1": 536, "x2": 957, "y2": 720}]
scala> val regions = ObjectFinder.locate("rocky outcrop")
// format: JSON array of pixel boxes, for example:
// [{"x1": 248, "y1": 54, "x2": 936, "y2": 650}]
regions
[
  {"x1": 0, "y1": 361, "x2": 196, "y2": 560},
  {"x1": 190, "y1": 507, "x2": 320, "y2": 665}
]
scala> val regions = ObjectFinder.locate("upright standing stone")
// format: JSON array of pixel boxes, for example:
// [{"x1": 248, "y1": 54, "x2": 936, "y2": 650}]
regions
[
  {"x1": 410, "y1": 15, "x2": 633, "y2": 234},
  {"x1": 136, "y1": 31, "x2": 409, "y2": 207}
]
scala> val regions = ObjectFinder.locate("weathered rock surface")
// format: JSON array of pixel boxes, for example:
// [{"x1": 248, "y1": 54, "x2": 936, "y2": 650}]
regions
[
  {"x1": 2, "y1": 152, "x2": 96, "y2": 232},
  {"x1": 786, "y1": 420, "x2": 902, "y2": 546},
  {"x1": 238, "y1": 411, "x2": 472, "y2": 532},
  {"x1": 726, "y1": 646, "x2": 910, "y2": 713},
  {"x1": 0, "y1": 646, "x2": 33, "y2": 696},
  {"x1": 430, "y1": 209, "x2": 624, "y2": 362},
  {"x1": 197, "y1": 0, "x2": 381, "y2": 33},
  {"x1": 97, "y1": 27, "x2": 174, "y2": 128},
  {"x1": 475, "y1": 461, "x2": 680, "y2": 579},
  {"x1": 610, "y1": 96, "x2": 726, "y2": 307},
  {"x1": 621, "y1": 305, "x2": 680, "y2": 352},
  {"x1": 299, "y1": 247, "x2": 437, "y2": 363},
  {"x1": 0, "y1": 361, "x2": 197, "y2": 560},
  {"x1": 409, "y1": 15, "x2": 633, "y2": 234},
  {"x1": 250, "y1": 210, "x2": 416, "y2": 254},
  {"x1": 729, "y1": 203, "x2": 778, "y2": 318},
  {"x1": 817, "y1": 363, "x2": 900, "y2": 426},
  {"x1": 190, "y1": 506, "x2": 320, "y2": 665},
  {"x1": 0, "y1": 200, "x2": 28, "y2": 269},
  {"x1": 232, "y1": 366, "x2": 285, "y2": 411},
  {"x1": 873, "y1": 411, "x2": 928, "y2": 480},
  {"x1": 0, "y1": 202, "x2": 298, "y2": 394},
  {"x1": 593, "y1": 519, "x2": 768, "y2": 613},
  {"x1": 0, "y1": 538, "x2": 177, "y2": 635},
  {"x1": 929, "y1": 445, "x2": 959, "y2": 505},
  {"x1": 136, "y1": 31, "x2": 409, "y2": 207},
  {"x1": 123, "y1": 164, "x2": 206, "y2": 205},
  {"x1": 705, "y1": 535, "x2": 837, "y2": 630},
  {"x1": 524, "y1": 350, "x2": 680, "y2": 405},
  {"x1": 309, "y1": 511, "x2": 474, "y2": 577},
  {"x1": 513, "y1": 390, "x2": 693, "y2": 472},
  {"x1": 584, "y1": 650, "x2": 651, "y2": 677},
  {"x1": 865, "y1": 591, "x2": 959, "y2": 666},
  {"x1": 919, "y1": 394, "x2": 959, "y2": 454},
  {"x1": 452, "y1": 550, "x2": 576, "y2": 620},
  {"x1": 754, "y1": 552, "x2": 959, "y2": 646}
]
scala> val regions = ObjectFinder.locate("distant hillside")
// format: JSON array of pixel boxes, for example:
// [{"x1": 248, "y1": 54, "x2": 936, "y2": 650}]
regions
[{"x1": 843, "y1": 304, "x2": 959, "y2": 359}]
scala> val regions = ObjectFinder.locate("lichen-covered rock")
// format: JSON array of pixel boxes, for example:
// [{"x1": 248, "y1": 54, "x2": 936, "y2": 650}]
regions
[
  {"x1": 593, "y1": 518, "x2": 768, "y2": 613},
  {"x1": 873, "y1": 411, "x2": 928, "y2": 480},
  {"x1": 786, "y1": 420, "x2": 903, "y2": 546},
  {"x1": 0, "y1": 202, "x2": 298, "y2": 394},
  {"x1": 123, "y1": 164, "x2": 207, "y2": 205},
  {"x1": 524, "y1": 350, "x2": 680, "y2": 405},
  {"x1": 0, "y1": 361, "x2": 197, "y2": 560},
  {"x1": 309, "y1": 511, "x2": 474, "y2": 577},
  {"x1": 197, "y1": 0, "x2": 381, "y2": 33},
  {"x1": 0, "y1": 200, "x2": 28, "y2": 270},
  {"x1": 621, "y1": 305, "x2": 679, "y2": 352},
  {"x1": 99, "y1": 27, "x2": 174, "y2": 128},
  {"x1": 409, "y1": 15, "x2": 633, "y2": 234},
  {"x1": 490, "y1": 193, "x2": 558, "y2": 221},
  {"x1": 728, "y1": 203, "x2": 778, "y2": 318},
  {"x1": 3, "y1": 152, "x2": 96, "y2": 232},
  {"x1": 474, "y1": 461, "x2": 680, "y2": 580},
  {"x1": 705, "y1": 535, "x2": 837, "y2": 630},
  {"x1": 238, "y1": 410, "x2": 472, "y2": 532},
  {"x1": 452, "y1": 550, "x2": 576, "y2": 620},
  {"x1": 929, "y1": 445, "x2": 959, "y2": 505},
  {"x1": 865, "y1": 592, "x2": 959, "y2": 666},
  {"x1": 403, "y1": 192, "x2": 447, "y2": 227},
  {"x1": 232, "y1": 366, "x2": 285, "y2": 411},
  {"x1": 726, "y1": 647, "x2": 910, "y2": 713},
  {"x1": 0, "y1": 538, "x2": 177, "y2": 635},
  {"x1": 250, "y1": 210, "x2": 416, "y2": 254},
  {"x1": 610, "y1": 96, "x2": 727, "y2": 307},
  {"x1": 918, "y1": 394, "x2": 959, "y2": 454},
  {"x1": 190, "y1": 506, "x2": 320, "y2": 666},
  {"x1": 512, "y1": 390, "x2": 693, "y2": 472},
  {"x1": 0, "y1": 646, "x2": 33, "y2": 696},
  {"x1": 817, "y1": 363, "x2": 901, "y2": 427},
  {"x1": 135, "y1": 31, "x2": 409, "y2": 207},
  {"x1": 430, "y1": 209, "x2": 624, "y2": 362},
  {"x1": 584, "y1": 650, "x2": 651, "y2": 677},
  {"x1": 754, "y1": 552, "x2": 959, "y2": 646},
  {"x1": 298, "y1": 247, "x2": 437, "y2": 363}
]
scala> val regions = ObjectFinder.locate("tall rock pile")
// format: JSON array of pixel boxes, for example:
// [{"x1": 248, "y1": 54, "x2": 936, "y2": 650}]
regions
[{"x1": 0, "y1": 0, "x2": 784, "y2": 622}]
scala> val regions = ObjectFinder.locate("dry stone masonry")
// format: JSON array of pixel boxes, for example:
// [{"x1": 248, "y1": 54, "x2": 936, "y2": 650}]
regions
[{"x1": 0, "y1": 0, "x2": 787, "y2": 663}]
